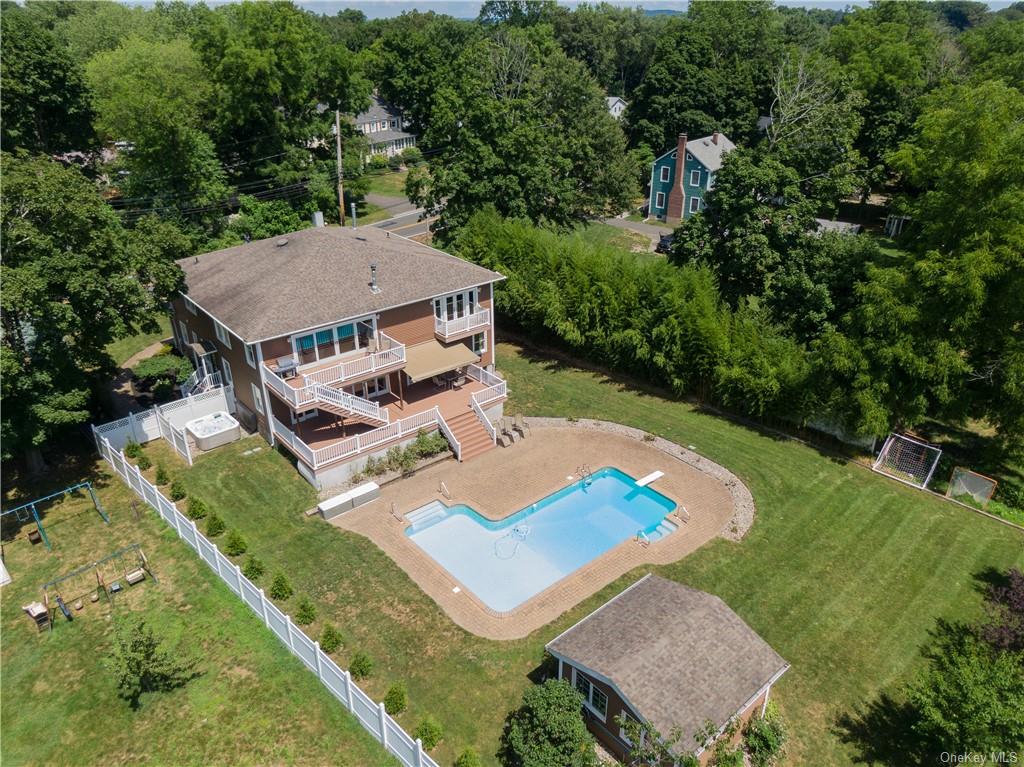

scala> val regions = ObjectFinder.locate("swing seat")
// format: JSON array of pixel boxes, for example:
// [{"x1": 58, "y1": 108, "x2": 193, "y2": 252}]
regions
[
  {"x1": 27, "y1": 528, "x2": 42, "y2": 544},
  {"x1": 126, "y1": 568, "x2": 145, "y2": 585}
]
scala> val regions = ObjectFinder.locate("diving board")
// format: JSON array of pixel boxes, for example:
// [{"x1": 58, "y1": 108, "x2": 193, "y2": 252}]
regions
[{"x1": 636, "y1": 471, "x2": 664, "y2": 487}]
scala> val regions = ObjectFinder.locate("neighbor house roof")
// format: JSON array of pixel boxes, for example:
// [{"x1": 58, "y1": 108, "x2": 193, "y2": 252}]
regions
[
  {"x1": 366, "y1": 128, "x2": 417, "y2": 144},
  {"x1": 178, "y1": 226, "x2": 503, "y2": 343},
  {"x1": 686, "y1": 133, "x2": 735, "y2": 172},
  {"x1": 546, "y1": 575, "x2": 788, "y2": 751},
  {"x1": 606, "y1": 96, "x2": 627, "y2": 108},
  {"x1": 356, "y1": 95, "x2": 404, "y2": 125}
]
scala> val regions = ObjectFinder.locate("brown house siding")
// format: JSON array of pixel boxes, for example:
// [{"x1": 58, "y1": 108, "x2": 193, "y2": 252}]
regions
[
  {"x1": 379, "y1": 301, "x2": 436, "y2": 347},
  {"x1": 170, "y1": 297, "x2": 263, "y2": 433}
]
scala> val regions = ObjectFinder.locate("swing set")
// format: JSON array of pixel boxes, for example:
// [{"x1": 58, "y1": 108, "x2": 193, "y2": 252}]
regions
[
  {"x1": 36, "y1": 544, "x2": 157, "y2": 632},
  {"x1": 1, "y1": 482, "x2": 110, "y2": 551}
]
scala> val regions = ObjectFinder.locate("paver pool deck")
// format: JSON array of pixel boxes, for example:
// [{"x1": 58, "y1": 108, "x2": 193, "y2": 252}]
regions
[{"x1": 331, "y1": 425, "x2": 740, "y2": 639}]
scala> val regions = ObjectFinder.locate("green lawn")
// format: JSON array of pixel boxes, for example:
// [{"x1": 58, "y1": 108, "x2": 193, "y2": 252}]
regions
[
  {"x1": 364, "y1": 170, "x2": 409, "y2": 198},
  {"x1": 0, "y1": 453, "x2": 395, "y2": 767},
  {"x1": 127, "y1": 341, "x2": 1022, "y2": 766},
  {"x1": 355, "y1": 199, "x2": 393, "y2": 226},
  {"x1": 105, "y1": 314, "x2": 172, "y2": 366},
  {"x1": 575, "y1": 221, "x2": 652, "y2": 254}
]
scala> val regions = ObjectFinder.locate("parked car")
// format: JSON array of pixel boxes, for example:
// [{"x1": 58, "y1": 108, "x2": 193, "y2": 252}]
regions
[{"x1": 655, "y1": 233, "x2": 674, "y2": 254}]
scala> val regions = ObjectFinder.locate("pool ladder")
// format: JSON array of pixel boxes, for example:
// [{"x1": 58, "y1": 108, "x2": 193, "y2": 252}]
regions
[
  {"x1": 577, "y1": 464, "x2": 594, "y2": 486},
  {"x1": 635, "y1": 529, "x2": 650, "y2": 547}
]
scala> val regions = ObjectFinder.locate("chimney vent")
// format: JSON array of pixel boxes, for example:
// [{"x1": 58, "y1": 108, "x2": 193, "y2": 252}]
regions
[
  {"x1": 712, "y1": 131, "x2": 719, "y2": 145},
  {"x1": 276, "y1": 238, "x2": 289, "y2": 248},
  {"x1": 369, "y1": 263, "x2": 381, "y2": 294}
]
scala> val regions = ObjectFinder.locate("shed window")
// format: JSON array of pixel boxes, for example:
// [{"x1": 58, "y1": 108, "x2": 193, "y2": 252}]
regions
[
  {"x1": 689, "y1": 196, "x2": 701, "y2": 213},
  {"x1": 573, "y1": 669, "x2": 608, "y2": 720},
  {"x1": 655, "y1": 192, "x2": 665, "y2": 209},
  {"x1": 659, "y1": 166, "x2": 670, "y2": 183}
]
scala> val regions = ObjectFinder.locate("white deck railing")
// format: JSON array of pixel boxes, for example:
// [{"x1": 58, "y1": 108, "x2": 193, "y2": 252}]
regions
[
  {"x1": 272, "y1": 406, "x2": 451, "y2": 469},
  {"x1": 467, "y1": 364, "x2": 507, "y2": 408},
  {"x1": 264, "y1": 367, "x2": 388, "y2": 424},
  {"x1": 434, "y1": 309, "x2": 490, "y2": 340},
  {"x1": 300, "y1": 332, "x2": 406, "y2": 387},
  {"x1": 471, "y1": 397, "x2": 496, "y2": 444}
]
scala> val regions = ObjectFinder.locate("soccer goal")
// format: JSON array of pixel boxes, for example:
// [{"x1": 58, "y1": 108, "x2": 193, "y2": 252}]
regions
[
  {"x1": 872, "y1": 433, "x2": 942, "y2": 490},
  {"x1": 946, "y1": 467, "x2": 998, "y2": 509}
]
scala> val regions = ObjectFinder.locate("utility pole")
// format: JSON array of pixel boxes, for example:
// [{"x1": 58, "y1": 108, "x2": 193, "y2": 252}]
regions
[{"x1": 335, "y1": 109, "x2": 345, "y2": 226}]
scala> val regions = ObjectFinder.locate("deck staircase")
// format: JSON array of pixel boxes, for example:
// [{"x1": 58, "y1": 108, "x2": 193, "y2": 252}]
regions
[
  {"x1": 446, "y1": 408, "x2": 495, "y2": 461},
  {"x1": 307, "y1": 385, "x2": 389, "y2": 427}
]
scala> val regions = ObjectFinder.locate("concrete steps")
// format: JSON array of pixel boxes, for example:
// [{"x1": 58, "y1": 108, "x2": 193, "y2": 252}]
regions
[{"x1": 445, "y1": 409, "x2": 495, "y2": 461}]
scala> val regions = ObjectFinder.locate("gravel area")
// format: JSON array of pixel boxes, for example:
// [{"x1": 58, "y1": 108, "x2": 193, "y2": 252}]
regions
[{"x1": 527, "y1": 417, "x2": 756, "y2": 541}]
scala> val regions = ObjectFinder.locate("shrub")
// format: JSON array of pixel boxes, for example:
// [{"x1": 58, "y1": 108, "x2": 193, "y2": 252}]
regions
[
  {"x1": 368, "y1": 154, "x2": 389, "y2": 170},
  {"x1": 205, "y1": 512, "x2": 225, "y2": 537},
  {"x1": 242, "y1": 555, "x2": 264, "y2": 581},
  {"x1": 387, "y1": 153, "x2": 403, "y2": 171},
  {"x1": 384, "y1": 682, "x2": 407, "y2": 714},
  {"x1": 414, "y1": 715, "x2": 443, "y2": 750},
  {"x1": 401, "y1": 146, "x2": 423, "y2": 166},
  {"x1": 107, "y1": 615, "x2": 195, "y2": 706},
  {"x1": 455, "y1": 748, "x2": 482, "y2": 767},
  {"x1": 364, "y1": 456, "x2": 387, "y2": 476},
  {"x1": 132, "y1": 352, "x2": 194, "y2": 386},
  {"x1": 745, "y1": 702, "x2": 786, "y2": 767},
  {"x1": 269, "y1": 572, "x2": 293, "y2": 601},
  {"x1": 410, "y1": 430, "x2": 449, "y2": 458},
  {"x1": 385, "y1": 446, "x2": 405, "y2": 472},
  {"x1": 154, "y1": 464, "x2": 169, "y2": 485},
  {"x1": 124, "y1": 440, "x2": 143, "y2": 459},
  {"x1": 152, "y1": 379, "x2": 173, "y2": 401},
  {"x1": 456, "y1": 749, "x2": 483, "y2": 765},
  {"x1": 223, "y1": 529, "x2": 247, "y2": 556},
  {"x1": 169, "y1": 480, "x2": 186, "y2": 501},
  {"x1": 186, "y1": 497, "x2": 208, "y2": 520},
  {"x1": 349, "y1": 650, "x2": 373, "y2": 680},
  {"x1": 295, "y1": 595, "x2": 317, "y2": 625},
  {"x1": 136, "y1": 454, "x2": 152, "y2": 471},
  {"x1": 319, "y1": 623, "x2": 343, "y2": 654},
  {"x1": 500, "y1": 680, "x2": 596, "y2": 766}
]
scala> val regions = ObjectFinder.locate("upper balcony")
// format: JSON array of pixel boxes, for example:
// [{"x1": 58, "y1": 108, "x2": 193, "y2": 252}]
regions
[
  {"x1": 264, "y1": 331, "x2": 406, "y2": 397},
  {"x1": 434, "y1": 308, "x2": 490, "y2": 342}
]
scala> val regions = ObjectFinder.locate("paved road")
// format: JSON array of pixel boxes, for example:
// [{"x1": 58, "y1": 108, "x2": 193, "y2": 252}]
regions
[
  {"x1": 372, "y1": 207, "x2": 437, "y2": 238},
  {"x1": 601, "y1": 216, "x2": 673, "y2": 251}
]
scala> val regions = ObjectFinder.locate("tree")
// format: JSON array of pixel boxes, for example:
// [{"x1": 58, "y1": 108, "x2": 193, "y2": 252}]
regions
[
  {"x1": 0, "y1": 7, "x2": 94, "y2": 153},
  {"x1": 0, "y1": 153, "x2": 184, "y2": 468},
  {"x1": 416, "y1": 30, "x2": 635, "y2": 235},
  {"x1": 888, "y1": 80, "x2": 1024, "y2": 449},
  {"x1": 500, "y1": 679, "x2": 598, "y2": 767},
  {"x1": 960, "y1": 18, "x2": 1024, "y2": 89},
  {"x1": 628, "y1": 2, "x2": 782, "y2": 151},
  {"x1": 53, "y1": 1, "x2": 153, "y2": 64},
  {"x1": 932, "y1": 1, "x2": 991, "y2": 31},
  {"x1": 909, "y1": 621, "x2": 1024, "y2": 755},
  {"x1": 478, "y1": 1, "x2": 557, "y2": 27},
  {"x1": 108, "y1": 615, "x2": 196, "y2": 707},
  {"x1": 764, "y1": 50, "x2": 864, "y2": 203},
  {"x1": 982, "y1": 568, "x2": 1024, "y2": 654}
]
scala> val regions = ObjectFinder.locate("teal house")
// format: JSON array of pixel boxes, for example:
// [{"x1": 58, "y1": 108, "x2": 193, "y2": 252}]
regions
[{"x1": 647, "y1": 131, "x2": 735, "y2": 223}]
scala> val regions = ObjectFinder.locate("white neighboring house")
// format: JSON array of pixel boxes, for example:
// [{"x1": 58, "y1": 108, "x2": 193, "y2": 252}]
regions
[
  {"x1": 606, "y1": 96, "x2": 627, "y2": 120},
  {"x1": 356, "y1": 95, "x2": 417, "y2": 158}
]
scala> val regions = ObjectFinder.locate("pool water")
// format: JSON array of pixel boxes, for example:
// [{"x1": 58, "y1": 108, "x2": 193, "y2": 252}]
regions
[{"x1": 404, "y1": 467, "x2": 677, "y2": 612}]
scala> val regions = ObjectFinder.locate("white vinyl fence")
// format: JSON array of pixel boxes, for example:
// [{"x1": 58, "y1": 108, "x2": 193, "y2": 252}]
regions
[
  {"x1": 92, "y1": 386, "x2": 236, "y2": 466},
  {"x1": 96, "y1": 435, "x2": 439, "y2": 767}
]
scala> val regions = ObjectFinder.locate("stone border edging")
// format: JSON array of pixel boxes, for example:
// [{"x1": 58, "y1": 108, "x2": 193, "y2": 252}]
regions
[{"x1": 527, "y1": 417, "x2": 755, "y2": 541}]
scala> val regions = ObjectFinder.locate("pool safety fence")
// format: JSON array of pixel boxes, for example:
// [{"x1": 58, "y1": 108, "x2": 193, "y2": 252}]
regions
[
  {"x1": 95, "y1": 434, "x2": 440, "y2": 767},
  {"x1": 92, "y1": 386, "x2": 236, "y2": 465}
]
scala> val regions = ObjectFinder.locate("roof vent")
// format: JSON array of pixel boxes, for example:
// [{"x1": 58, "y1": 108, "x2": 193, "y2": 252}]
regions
[
  {"x1": 276, "y1": 238, "x2": 289, "y2": 247},
  {"x1": 369, "y1": 263, "x2": 381, "y2": 294}
]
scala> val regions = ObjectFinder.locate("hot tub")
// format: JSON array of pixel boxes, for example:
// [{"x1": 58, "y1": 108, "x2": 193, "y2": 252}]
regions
[{"x1": 185, "y1": 411, "x2": 241, "y2": 451}]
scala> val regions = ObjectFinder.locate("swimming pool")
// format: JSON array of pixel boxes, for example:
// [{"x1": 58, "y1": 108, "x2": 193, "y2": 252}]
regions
[{"x1": 404, "y1": 467, "x2": 677, "y2": 612}]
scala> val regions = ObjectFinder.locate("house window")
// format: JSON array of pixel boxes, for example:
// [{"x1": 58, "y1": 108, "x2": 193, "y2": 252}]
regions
[
  {"x1": 221, "y1": 358, "x2": 233, "y2": 387},
  {"x1": 178, "y1": 321, "x2": 189, "y2": 352},
  {"x1": 251, "y1": 383, "x2": 264, "y2": 415},
  {"x1": 191, "y1": 330, "x2": 199, "y2": 344},
  {"x1": 619, "y1": 712, "x2": 642, "y2": 746},
  {"x1": 184, "y1": 296, "x2": 197, "y2": 315},
  {"x1": 348, "y1": 376, "x2": 389, "y2": 399},
  {"x1": 214, "y1": 320, "x2": 231, "y2": 349},
  {"x1": 244, "y1": 343, "x2": 257, "y2": 368},
  {"x1": 434, "y1": 289, "x2": 478, "y2": 321},
  {"x1": 655, "y1": 192, "x2": 665, "y2": 209},
  {"x1": 659, "y1": 166, "x2": 670, "y2": 183},
  {"x1": 292, "y1": 319, "x2": 371, "y2": 365},
  {"x1": 573, "y1": 669, "x2": 608, "y2": 720},
  {"x1": 470, "y1": 332, "x2": 486, "y2": 355},
  {"x1": 689, "y1": 196, "x2": 701, "y2": 213},
  {"x1": 690, "y1": 169, "x2": 701, "y2": 186}
]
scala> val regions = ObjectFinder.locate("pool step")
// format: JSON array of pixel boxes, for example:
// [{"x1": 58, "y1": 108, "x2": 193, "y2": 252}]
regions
[
  {"x1": 645, "y1": 518, "x2": 678, "y2": 543},
  {"x1": 404, "y1": 500, "x2": 449, "y2": 529}
]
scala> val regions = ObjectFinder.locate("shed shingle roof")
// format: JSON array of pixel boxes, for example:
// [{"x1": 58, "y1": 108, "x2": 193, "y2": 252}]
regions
[
  {"x1": 178, "y1": 226, "x2": 503, "y2": 342},
  {"x1": 546, "y1": 575, "x2": 788, "y2": 748}
]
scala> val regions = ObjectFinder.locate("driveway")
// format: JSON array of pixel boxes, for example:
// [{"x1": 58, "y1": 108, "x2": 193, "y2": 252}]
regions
[{"x1": 602, "y1": 216, "x2": 673, "y2": 250}]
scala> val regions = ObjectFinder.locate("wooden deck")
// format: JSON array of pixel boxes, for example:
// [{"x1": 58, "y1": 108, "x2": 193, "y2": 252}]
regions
[{"x1": 292, "y1": 379, "x2": 491, "y2": 452}]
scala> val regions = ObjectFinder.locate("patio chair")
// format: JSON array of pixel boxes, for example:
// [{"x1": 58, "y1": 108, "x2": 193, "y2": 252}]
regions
[
  {"x1": 497, "y1": 427, "x2": 514, "y2": 448},
  {"x1": 513, "y1": 412, "x2": 531, "y2": 438},
  {"x1": 431, "y1": 375, "x2": 446, "y2": 389},
  {"x1": 451, "y1": 372, "x2": 466, "y2": 389},
  {"x1": 502, "y1": 416, "x2": 519, "y2": 442}
]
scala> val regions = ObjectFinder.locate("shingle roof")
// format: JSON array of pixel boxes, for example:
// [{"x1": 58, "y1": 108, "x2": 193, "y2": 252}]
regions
[
  {"x1": 686, "y1": 133, "x2": 735, "y2": 172},
  {"x1": 178, "y1": 226, "x2": 503, "y2": 342},
  {"x1": 366, "y1": 129, "x2": 417, "y2": 144},
  {"x1": 356, "y1": 95, "x2": 403, "y2": 125},
  {"x1": 546, "y1": 575, "x2": 788, "y2": 748}
]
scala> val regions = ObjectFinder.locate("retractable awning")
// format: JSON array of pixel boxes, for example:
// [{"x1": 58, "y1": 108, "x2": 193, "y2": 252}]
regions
[{"x1": 403, "y1": 340, "x2": 479, "y2": 383}]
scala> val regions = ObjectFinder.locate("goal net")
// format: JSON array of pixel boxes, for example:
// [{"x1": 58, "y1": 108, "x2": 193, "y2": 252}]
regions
[
  {"x1": 946, "y1": 467, "x2": 997, "y2": 509},
  {"x1": 872, "y1": 433, "x2": 942, "y2": 490}
]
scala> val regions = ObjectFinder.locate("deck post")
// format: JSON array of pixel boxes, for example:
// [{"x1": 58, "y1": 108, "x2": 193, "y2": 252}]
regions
[
  {"x1": 378, "y1": 702, "x2": 388, "y2": 747},
  {"x1": 344, "y1": 669, "x2": 354, "y2": 710}
]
